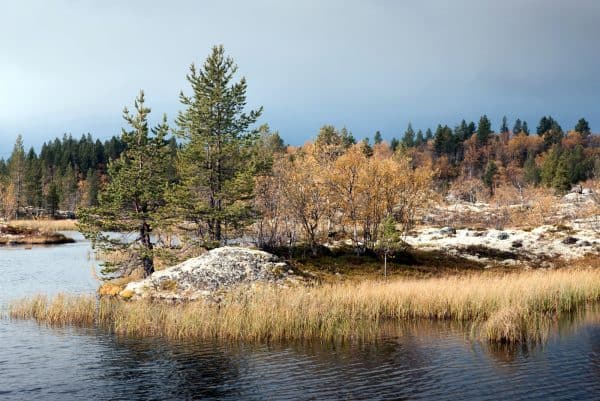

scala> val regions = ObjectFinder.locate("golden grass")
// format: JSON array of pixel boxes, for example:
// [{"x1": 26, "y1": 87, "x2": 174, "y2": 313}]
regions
[
  {"x1": 9, "y1": 268, "x2": 600, "y2": 343},
  {"x1": 8, "y1": 219, "x2": 78, "y2": 232}
]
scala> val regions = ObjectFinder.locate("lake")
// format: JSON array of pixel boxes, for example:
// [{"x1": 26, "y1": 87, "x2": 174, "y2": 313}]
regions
[{"x1": 1, "y1": 234, "x2": 599, "y2": 400}]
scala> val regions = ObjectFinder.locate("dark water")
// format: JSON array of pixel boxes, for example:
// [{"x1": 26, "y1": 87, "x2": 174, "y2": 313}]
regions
[{"x1": 1, "y1": 235, "x2": 600, "y2": 400}]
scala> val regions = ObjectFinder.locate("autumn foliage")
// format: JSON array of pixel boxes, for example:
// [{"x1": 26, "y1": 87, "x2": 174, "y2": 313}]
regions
[{"x1": 255, "y1": 140, "x2": 436, "y2": 253}]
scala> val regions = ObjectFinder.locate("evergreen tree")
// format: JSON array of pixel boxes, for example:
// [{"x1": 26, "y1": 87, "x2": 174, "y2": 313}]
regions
[
  {"x1": 373, "y1": 130, "x2": 383, "y2": 145},
  {"x1": 46, "y1": 181, "x2": 59, "y2": 217},
  {"x1": 8, "y1": 135, "x2": 26, "y2": 218},
  {"x1": 455, "y1": 120, "x2": 469, "y2": 142},
  {"x1": 523, "y1": 151, "x2": 540, "y2": 186},
  {"x1": 467, "y1": 121, "x2": 476, "y2": 138},
  {"x1": 415, "y1": 130, "x2": 424, "y2": 147},
  {"x1": 86, "y1": 168, "x2": 100, "y2": 207},
  {"x1": 402, "y1": 123, "x2": 415, "y2": 147},
  {"x1": 60, "y1": 164, "x2": 78, "y2": 211},
  {"x1": 500, "y1": 116, "x2": 509, "y2": 134},
  {"x1": 574, "y1": 118, "x2": 591, "y2": 138},
  {"x1": 482, "y1": 160, "x2": 498, "y2": 196},
  {"x1": 340, "y1": 127, "x2": 356, "y2": 148},
  {"x1": 522, "y1": 121, "x2": 529, "y2": 135},
  {"x1": 477, "y1": 115, "x2": 492, "y2": 144},
  {"x1": 537, "y1": 115, "x2": 562, "y2": 136},
  {"x1": 24, "y1": 147, "x2": 42, "y2": 212},
  {"x1": 360, "y1": 138, "x2": 373, "y2": 157},
  {"x1": 175, "y1": 45, "x2": 263, "y2": 243},
  {"x1": 425, "y1": 128, "x2": 433, "y2": 141},
  {"x1": 79, "y1": 91, "x2": 172, "y2": 277},
  {"x1": 513, "y1": 118, "x2": 522, "y2": 135},
  {"x1": 543, "y1": 123, "x2": 564, "y2": 149},
  {"x1": 390, "y1": 138, "x2": 400, "y2": 152},
  {"x1": 552, "y1": 153, "x2": 571, "y2": 192},
  {"x1": 540, "y1": 145, "x2": 561, "y2": 187}
]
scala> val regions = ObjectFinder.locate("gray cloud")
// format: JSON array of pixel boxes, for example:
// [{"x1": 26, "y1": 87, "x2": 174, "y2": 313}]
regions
[{"x1": 1, "y1": 0, "x2": 599, "y2": 155}]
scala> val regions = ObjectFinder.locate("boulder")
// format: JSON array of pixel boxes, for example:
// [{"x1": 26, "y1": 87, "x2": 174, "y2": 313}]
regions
[
  {"x1": 122, "y1": 247, "x2": 296, "y2": 300},
  {"x1": 439, "y1": 227, "x2": 456, "y2": 236},
  {"x1": 496, "y1": 232, "x2": 510, "y2": 240},
  {"x1": 562, "y1": 236, "x2": 578, "y2": 245}
]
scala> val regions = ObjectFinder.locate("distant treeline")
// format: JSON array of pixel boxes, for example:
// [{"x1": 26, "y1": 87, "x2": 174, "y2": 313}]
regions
[
  {"x1": 0, "y1": 133, "x2": 177, "y2": 218},
  {"x1": 380, "y1": 114, "x2": 600, "y2": 196}
]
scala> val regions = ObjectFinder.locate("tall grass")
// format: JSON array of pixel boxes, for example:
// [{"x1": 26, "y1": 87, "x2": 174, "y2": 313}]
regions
[
  {"x1": 8, "y1": 219, "x2": 78, "y2": 232},
  {"x1": 9, "y1": 269, "x2": 600, "y2": 343}
]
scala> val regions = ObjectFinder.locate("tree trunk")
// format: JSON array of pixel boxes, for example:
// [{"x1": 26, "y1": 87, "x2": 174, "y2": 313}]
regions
[
  {"x1": 140, "y1": 220, "x2": 154, "y2": 277},
  {"x1": 384, "y1": 252, "x2": 387, "y2": 278}
]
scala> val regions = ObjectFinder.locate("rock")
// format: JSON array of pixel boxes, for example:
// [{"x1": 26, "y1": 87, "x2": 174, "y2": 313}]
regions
[
  {"x1": 571, "y1": 184, "x2": 583, "y2": 194},
  {"x1": 582, "y1": 188, "x2": 593, "y2": 195},
  {"x1": 496, "y1": 232, "x2": 510, "y2": 240},
  {"x1": 562, "y1": 193, "x2": 580, "y2": 203},
  {"x1": 578, "y1": 240, "x2": 592, "y2": 247},
  {"x1": 439, "y1": 227, "x2": 456, "y2": 236},
  {"x1": 511, "y1": 240, "x2": 523, "y2": 248},
  {"x1": 122, "y1": 247, "x2": 296, "y2": 300},
  {"x1": 562, "y1": 236, "x2": 578, "y2": 245}
]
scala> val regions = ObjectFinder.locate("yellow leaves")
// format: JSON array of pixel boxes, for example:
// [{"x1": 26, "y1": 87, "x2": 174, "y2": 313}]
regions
[{"x1": 256, "y1": 142, "x2": 436, "y2": 249}]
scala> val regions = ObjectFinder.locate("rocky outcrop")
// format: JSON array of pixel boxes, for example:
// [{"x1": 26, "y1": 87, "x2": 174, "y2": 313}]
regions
[
  {"x1": 404, "y1": 224, "x2": 600, "y2": 268},
  {"x1": 121, "y1": 246, "x2": 300, "y2": 300}
]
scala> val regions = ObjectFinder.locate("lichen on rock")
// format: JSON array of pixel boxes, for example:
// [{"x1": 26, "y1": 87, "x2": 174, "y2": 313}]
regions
[{"x1": 121, "y1": 246, "x2": 298, "y2": 300}]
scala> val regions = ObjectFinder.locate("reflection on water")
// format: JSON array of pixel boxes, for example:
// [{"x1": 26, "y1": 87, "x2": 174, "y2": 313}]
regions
[{"x1": 1, "y1": 237, "x2": 600, "y2": 400}]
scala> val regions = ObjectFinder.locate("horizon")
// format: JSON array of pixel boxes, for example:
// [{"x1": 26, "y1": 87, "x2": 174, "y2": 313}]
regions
[{"x1": 2, "y1": 0, "x2": 600, "y2": 157}]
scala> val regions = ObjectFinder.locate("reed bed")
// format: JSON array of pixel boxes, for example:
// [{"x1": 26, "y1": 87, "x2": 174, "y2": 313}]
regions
[
  {"x1": 8, "y1": 219, "x2": 78, "y2": 232},
  {"x1": 9, "y1": 269, "x2": 600, "y2": 343}
]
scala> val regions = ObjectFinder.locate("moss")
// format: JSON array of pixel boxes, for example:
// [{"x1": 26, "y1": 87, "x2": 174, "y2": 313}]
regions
[{"x1": 158, "y1": 279, "x2": 178, "y2": 291}]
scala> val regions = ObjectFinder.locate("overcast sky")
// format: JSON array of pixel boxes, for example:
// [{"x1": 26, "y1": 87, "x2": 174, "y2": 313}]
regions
[{"x1": 1, "y1": 0, "x2": 600, "y2": 156}]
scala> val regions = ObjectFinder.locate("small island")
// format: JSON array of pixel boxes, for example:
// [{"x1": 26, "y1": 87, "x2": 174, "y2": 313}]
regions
[{"x1": 0, "y1": 224, "x2": 74, "y2": 246}]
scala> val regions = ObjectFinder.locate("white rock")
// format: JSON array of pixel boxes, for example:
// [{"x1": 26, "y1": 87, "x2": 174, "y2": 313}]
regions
[{"x1": 122, "y1": 246, "x2": 293, "y2": 300}]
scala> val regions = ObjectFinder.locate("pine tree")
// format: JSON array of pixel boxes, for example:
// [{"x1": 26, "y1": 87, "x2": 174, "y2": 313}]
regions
[
  {"x1": 477, "y1": 115, "x2": 492, "y2": 144},
  {"x1": 467, "y1": 121, "x2": 476, "y2": 138},
  {"x1": 401, "y1": 123, "x2": 415, "y2": 147},
  {"x1": 552, "y1": 153, "x2": 571, "y2": 192},
  {"x1": 540, "y1": 145, "x2": 561, "y2": 187},
  {"x1": 175, "y1": 45, "x2": 263, "y2": 243},
  {"x1": 8, "y1": 135, "x2": 26, "y2": 218},
  {"x1": 523, "y1": 151, "x2": 540, "y2": 185},
  {"x1": 373, "y1": 130, "x2": 383, "y2": 145},
  {"x1": 574, "y1": 118, "x2": 591, "y2": 138},
  {"x1": 425, "y1": 128, "x2": 433, "y2": 141},
  {"x1": 78, "y1": 91, "x2": 172, "y2": 277},
  {"x1": 415, "y1": 130, "x2": 424, "y2": 147},
  {"x1": 360, "y1": 138, "x2": 373, "y2": 157},
  {"x1": 522, "y1": 121, "x2": 529, "y2": 135},
  {"x1": 86, "y1": 169, "x2": 100, "y2": 207},
  {"x1": 455, "y1": 120, "x2": 469, "y2": 141},
  {"x1": 482, "y1": 160, "x2": 498, "y2": 196},
  {"x1": 24, "y1": 147, "x2": 42, "y2": 213},
  {"x1": 390, "y1": 138, "x2": 400, "y2": 152},
  {"x1": 500, "y1": 116, "x2": 509, "y2": 134},
  {"x1": 513, "y1": 118, "x2": 522, "y2": 135},
  {"x1": 376, "y1": 215, "x2": 401, "y2": 278}
]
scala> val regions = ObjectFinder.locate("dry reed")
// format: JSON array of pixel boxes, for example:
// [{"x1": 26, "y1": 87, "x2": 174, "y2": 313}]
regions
[
  {"x1": 9, "y1": 268, "x2": 600, "y2": 343},
  {"x1": 8, "y1": 219, "x2": 78, "y2": 232}
]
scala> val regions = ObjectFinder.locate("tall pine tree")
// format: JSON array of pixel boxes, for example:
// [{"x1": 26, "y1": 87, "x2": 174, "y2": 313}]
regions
[
  {"x1": 79, "y1": 91, "x2": 172, "y2": 277},
  {"x1": 175, "y1": 45, "x2": 263, "y2": 244}
]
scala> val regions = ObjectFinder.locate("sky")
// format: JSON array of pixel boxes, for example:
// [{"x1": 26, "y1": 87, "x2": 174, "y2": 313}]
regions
[{"x1": 1, "y1": 0, "x2": 600, "y2": 157}]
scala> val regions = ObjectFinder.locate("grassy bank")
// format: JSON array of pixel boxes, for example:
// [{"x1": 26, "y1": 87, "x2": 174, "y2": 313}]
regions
[
  {"x1": 7, "y1": 219, "x2": 78, "y2": 232},
  {"x1": 9, "y1": 269, "x2": 600, "y2": 343}
]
